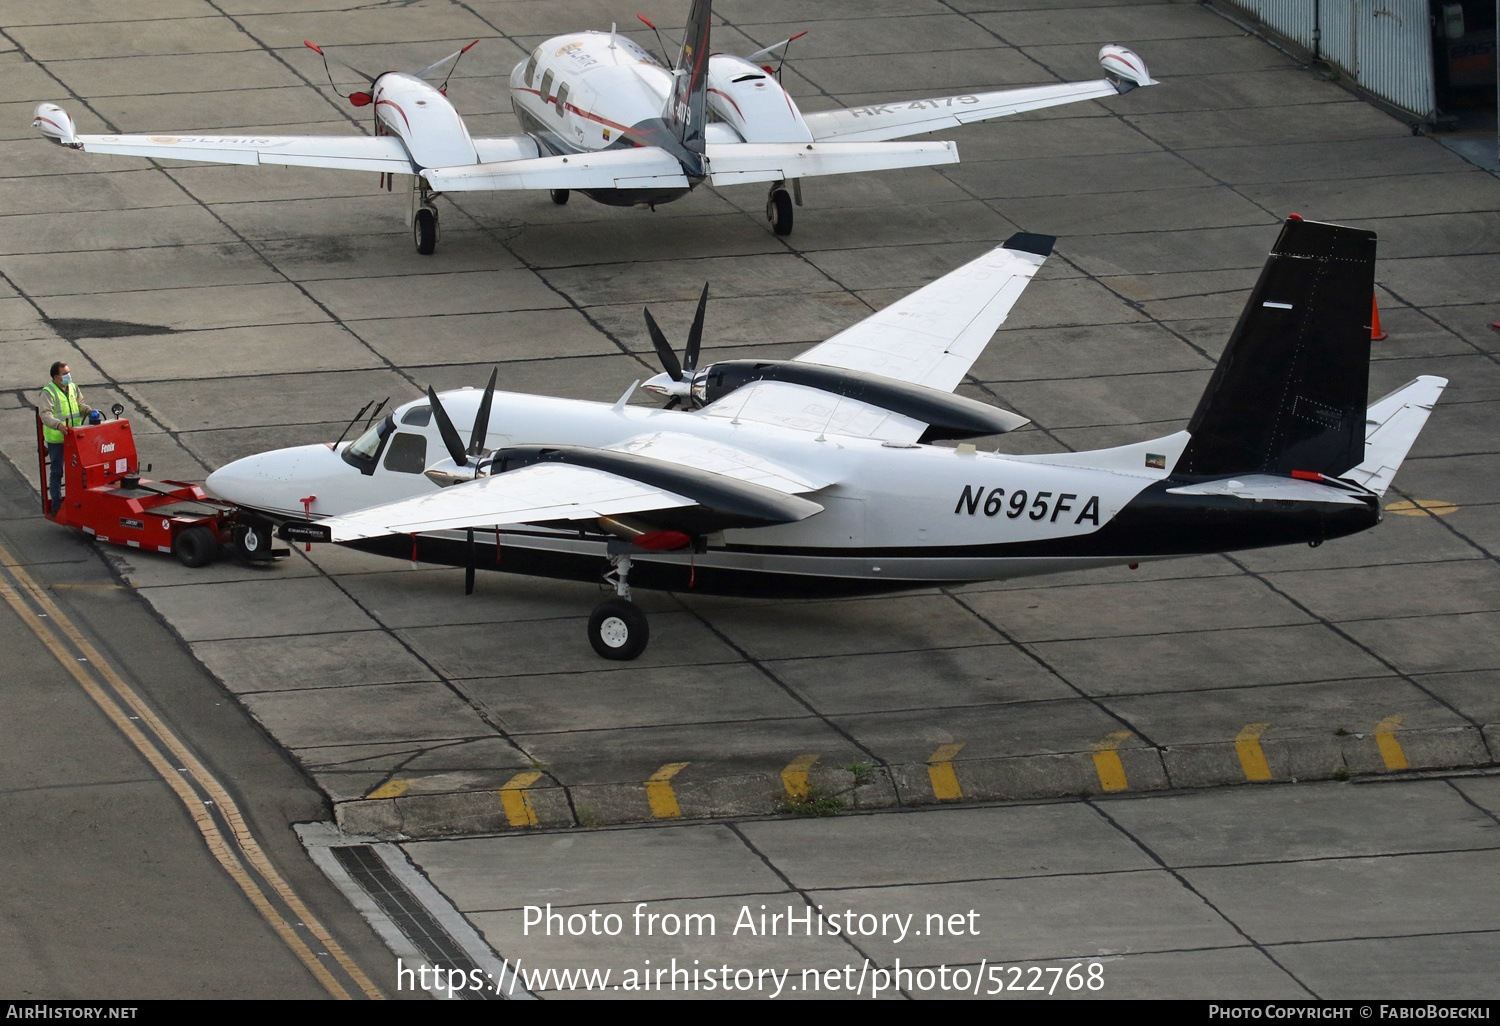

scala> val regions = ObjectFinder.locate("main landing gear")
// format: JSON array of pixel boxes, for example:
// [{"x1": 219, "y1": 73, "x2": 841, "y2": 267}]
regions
[
  {"x1": 589, "y1": 550, "x2": 649, "y2": 660},
  {"x1": 766, "y1": 179, "x2": 800, "y2": 237},
  {"x1": 412, "y1": 179, "x2": 440, "y2": 255},
  {"x1": 550, "y1": 188, "x2": 570, "y2": 206}
]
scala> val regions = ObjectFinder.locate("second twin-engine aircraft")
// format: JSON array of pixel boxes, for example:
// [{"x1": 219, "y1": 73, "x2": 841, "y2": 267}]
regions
[
  {"x1": 31, "y1": 0, "x2": 1155, "y2": 253},
  {"x1": 203, "y1": 217, "x2": 1444, "y2": 660}
]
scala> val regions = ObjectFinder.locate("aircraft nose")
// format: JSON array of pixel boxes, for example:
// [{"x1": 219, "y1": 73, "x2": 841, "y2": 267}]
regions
[{"x1": 205, "y1": 447, "x2": 310, "y2": 511}]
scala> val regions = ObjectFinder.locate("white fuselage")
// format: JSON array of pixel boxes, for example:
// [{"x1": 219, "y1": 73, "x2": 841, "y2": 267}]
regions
[
  {"x1": 206, "y1": 389, "x2": 1180, "y2": 590},
  {"x1": 506, "y1": 32, "x2": 811, "y2": 167}
]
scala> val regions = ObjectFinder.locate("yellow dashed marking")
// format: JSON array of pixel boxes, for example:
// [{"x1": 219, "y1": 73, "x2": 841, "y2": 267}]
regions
[
  {"x1": 1375, "y1": 715, "x2": 1409, "y2": 771},
  {"x1": 499, "y1": 771, "x2": 544, "y2": 827},
  {"x1": 1091, "y1": 731, "x2": 1134, "y2": 792},
  {"x1": 1386, "y1": 499, "x2": 1458, "y2": 517},
  {"x1": 927, "y1": 743, "x2": 965, "y2": 800},
  {"x1": 781, "y1": 753, "x2": 820, "y2": 798},
  {"x1": 365, "y1": 778, "x2": 411, "y2": 800},
  {"x1": 645, "y1": 762, "x2": 689, "y2": 818},
  {"x1": 1235, "y1": 723, "x2": 1273, "y2": 781}
]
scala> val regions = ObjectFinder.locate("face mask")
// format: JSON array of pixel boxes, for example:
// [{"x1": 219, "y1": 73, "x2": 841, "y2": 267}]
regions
[{"x1": 59, "y1": 373, "x2": 71, "y2": 386}]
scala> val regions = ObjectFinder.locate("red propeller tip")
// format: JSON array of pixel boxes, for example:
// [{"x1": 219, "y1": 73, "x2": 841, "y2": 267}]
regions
[
  {"x1": 637, "y1": 14, "x2": 656, "y2": 28},
  {"x1": 461, "y1": 39, "x2": 479, "y2": 53},
  {"x1": 304, "y1": 40, "x2": 323, "y2": 54},
  {"x1": 788, "y1": 31, "x2": 808, "y2": 41}
]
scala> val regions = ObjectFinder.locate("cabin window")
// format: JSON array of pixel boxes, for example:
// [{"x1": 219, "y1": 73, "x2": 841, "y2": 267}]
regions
[
  {"x1": 400, "y1": 405, "x2": 432, "y2": 426},
  {"x1": 539, "y1": 69, "x2": 554, "y2": 103},
  {"x1": 341, "y1": 414, "x2": 394, "y2": 476},
  {"x1": 524, "y1": 53, "x2": 538, "y2": 87},
  {"x1": 382, "y1": 432, "x2": 428, "y2": 474},
  {"x1": 555, "y1": 82, "x2": 569, "y2": 116}
]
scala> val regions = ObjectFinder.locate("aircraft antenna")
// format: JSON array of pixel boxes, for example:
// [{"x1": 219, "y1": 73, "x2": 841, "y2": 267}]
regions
[{"x1": 637, "y1": 14, "x2": 675, "y2": 70}]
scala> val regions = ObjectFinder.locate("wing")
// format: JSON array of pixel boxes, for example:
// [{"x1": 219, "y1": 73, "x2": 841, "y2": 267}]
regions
[
  {"x1": 34, "y1": 103, "x2": 539, "y2": 174},
  {"x1": 796, "y1": 233, "x2": 1052, "y2": 392},
  {"x1": 802, "y1": 82, "x2": 1121, "y2": 144},
  {"x1": 801, "y1": 47, "x2": 1157, "y2": 144},
  {"x1": 318, "y1": 433, "x2": 827, "y2": 542},
  {"x1": 421, "y1": 147, "x2": 690, "y2": 192},
  {"x1": 1343, "y1": 375, "x2": 1448, "y2": 496}
]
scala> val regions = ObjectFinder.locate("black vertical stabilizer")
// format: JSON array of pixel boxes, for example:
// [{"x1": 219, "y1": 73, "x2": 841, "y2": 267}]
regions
[
  {"x1": 1175, "y1": 217, "x2": 1375, "y2": 478},
  {"x1": 670, "y1": 0, "x2": 713, "y2": 164}
]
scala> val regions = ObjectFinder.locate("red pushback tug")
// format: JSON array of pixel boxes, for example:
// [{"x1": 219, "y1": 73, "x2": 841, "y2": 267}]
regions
[{"x1": 36, "y1": 408, "x2": 286, "y2": 567}]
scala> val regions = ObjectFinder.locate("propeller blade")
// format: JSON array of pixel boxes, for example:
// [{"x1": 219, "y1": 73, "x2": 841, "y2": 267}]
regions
[
  {"x1": 414, "y1": 39, "x2": 479, "y2": 81},
  {"x1": 335, "y1": 57, "x2": 379, "y2": 85},
  {"x1": 643, "y1": 307, "x2": 683, "y2": 381},
  {"x1": 468, "y1": 367, "x2": 497, "y2": 457},
  {"x1": 684, "y1": 282, "x2": 709, "y2": 374},
  {"x1": 744, "y1": 31, "x2": 807, "y2": 64},
  {"x1": 427, "y1": 386, "x2": 469, "y2": 466}
]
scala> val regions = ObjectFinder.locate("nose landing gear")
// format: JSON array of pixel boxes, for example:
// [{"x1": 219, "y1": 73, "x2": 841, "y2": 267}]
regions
[{"x1": 588, "y1": 550, "x2": 650, "y2": 660}]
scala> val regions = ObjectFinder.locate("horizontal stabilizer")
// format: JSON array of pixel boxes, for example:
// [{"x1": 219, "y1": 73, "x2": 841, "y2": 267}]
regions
[
  {"x1": 706, "y1": 140, "x2": 957, "y2": 185},
  {"x1": 1342, "y1": 375, "x2": 1448, "y2": 496},
  {"x1": 423, "y1": 148, "x2": 690, "y2": 191}
]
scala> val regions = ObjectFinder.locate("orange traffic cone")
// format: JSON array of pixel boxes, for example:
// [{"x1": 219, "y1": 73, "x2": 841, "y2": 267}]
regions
[{"x1": 1371, "y1": 294, "x2": 1388, "y2": 341}]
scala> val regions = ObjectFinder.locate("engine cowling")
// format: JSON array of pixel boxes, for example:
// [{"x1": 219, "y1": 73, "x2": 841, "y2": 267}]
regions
[{"x1": 703, "y1": 55, "x2": 812, "y2": 143}]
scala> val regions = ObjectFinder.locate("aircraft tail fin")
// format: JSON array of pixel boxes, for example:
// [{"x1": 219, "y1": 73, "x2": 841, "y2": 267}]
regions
[
  {"x1": 670, "y1": 0, "x2": 713, "y2": 157},
  {"x1": 1175, "y1": 216, "x2": 1376, "y2": 479}
]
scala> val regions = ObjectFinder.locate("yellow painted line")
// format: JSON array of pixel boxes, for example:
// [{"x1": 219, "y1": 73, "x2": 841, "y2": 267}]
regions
[
  {"x1": 927, "y1": 743, "x2": 964, "y2": 800},
  {"x1": 1386, "y1": 499, "x2": 1458, "y2": 517},
  {"x1": 1235, "y1": 722, "x2": 1273, "y2": 781},
  {"x1": 781, "y1": 753, "x2": 820, "y2": 797},
  {"x1": 365, "y1": 778, "x2": 411, "y2": 800},
  {"x1": 1375, "y1": 715, "x2": 1409, "y2": 771},
  {"x1": 0, "y1": 541, "x2": 382, "y2": 1001},
  {"x1": 645, "y1": 762, "x2": 689, "y2": 818},
  {"x1": 500, "y1": 771, "x2": 545, "y2": 827},
  {"x1": 1091, "y1": 731, "x2": 1134, "y2": 792}
]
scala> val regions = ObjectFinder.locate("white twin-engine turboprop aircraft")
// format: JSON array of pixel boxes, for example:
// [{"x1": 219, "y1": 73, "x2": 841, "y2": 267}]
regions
[
  {"x1": 32, "y1": 0, "x2": 1155, "y2": 253},
  {"x1": 204, "y1": 217, "x2": 1443, "y2": 661}
]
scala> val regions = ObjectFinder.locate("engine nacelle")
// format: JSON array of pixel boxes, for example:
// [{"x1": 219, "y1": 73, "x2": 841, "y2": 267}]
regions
[
  {"x1": 371, "y1": 73, "x2": 478, "y2": 169},
  {"x1": 33, "y1": 103, "x2": 79, "y2": 147},
  {"x1": 704, "y1": 55, "x2": 813, "y2": 144},
  {"x1": 692, "y1": 360, "x2": 1030, "y2": 442},
  {"x1": 1098, "y1": 45, "x2": 1157, "y2": 91}
]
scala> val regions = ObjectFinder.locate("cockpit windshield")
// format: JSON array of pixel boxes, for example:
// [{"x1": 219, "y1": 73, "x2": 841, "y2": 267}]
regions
[{"x1": 341, "y1": 414, "x2": 394, "y2": 473}]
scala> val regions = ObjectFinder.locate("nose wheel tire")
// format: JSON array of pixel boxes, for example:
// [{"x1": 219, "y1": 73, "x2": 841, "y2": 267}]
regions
[
  {"x1": 767, "y1": 188, "x2": 793, "y2": 236},
  {"x1": 413, "y1": 207, "x2": 438, "y2": 255},
  {"x1": 232, "y1": 521, "x2": 274, "y2": 563},
  {"x1": 588, "y1": 598, "x2": 649, "y2": 661},
  {"x1": 550, "y1": 189, "x2": 570, "y2": 206}
]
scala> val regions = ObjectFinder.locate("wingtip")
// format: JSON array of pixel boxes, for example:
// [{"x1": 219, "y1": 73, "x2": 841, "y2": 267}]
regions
[{"x1": 1003, "y1": 232, "x2": 1055, "y2": 258}]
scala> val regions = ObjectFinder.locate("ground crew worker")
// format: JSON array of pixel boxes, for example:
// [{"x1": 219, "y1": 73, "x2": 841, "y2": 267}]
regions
[{"x1": 39, "y1": 361, "x2": 95, "y2": 515}]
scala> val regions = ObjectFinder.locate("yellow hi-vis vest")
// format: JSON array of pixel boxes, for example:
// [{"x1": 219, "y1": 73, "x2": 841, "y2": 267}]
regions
[{"x1": 43, "y1": 381, "x2": 84, "y2": 443}]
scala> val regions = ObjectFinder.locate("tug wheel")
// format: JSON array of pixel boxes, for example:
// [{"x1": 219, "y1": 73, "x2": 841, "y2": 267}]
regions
[
  {"x1": 172, "y1": 525, "x2": 218, "y2": 568},
  {"x1": 588, "y1": 598, "x2": 649, "y2": 661}
]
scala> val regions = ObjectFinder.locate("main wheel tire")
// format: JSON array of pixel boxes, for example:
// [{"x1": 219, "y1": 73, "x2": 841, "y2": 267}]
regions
[
  {"x1": 413, "y1": 207, "x2": 438, "y2": 255},
  {"x1": 173, "y1": 525, "x2": 218, "y2": 568},
  {"x1": 550, "y1": 188, "x2": 570, "y2": 206},
  {"x1": 232, "y1": 521, "x2": 273, "y2": 562},
  {"x1": 588, "y1": 598, "x2": 649, "y2": 661},
  {"x1": 767, "y1": 188, "x2": 793, "y2": 236}
]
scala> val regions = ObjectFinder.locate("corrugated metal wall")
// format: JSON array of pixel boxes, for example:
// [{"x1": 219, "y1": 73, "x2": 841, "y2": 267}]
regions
[{"x1": 1220, "y1": 0, "x2": 1437, "y2": 119}]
